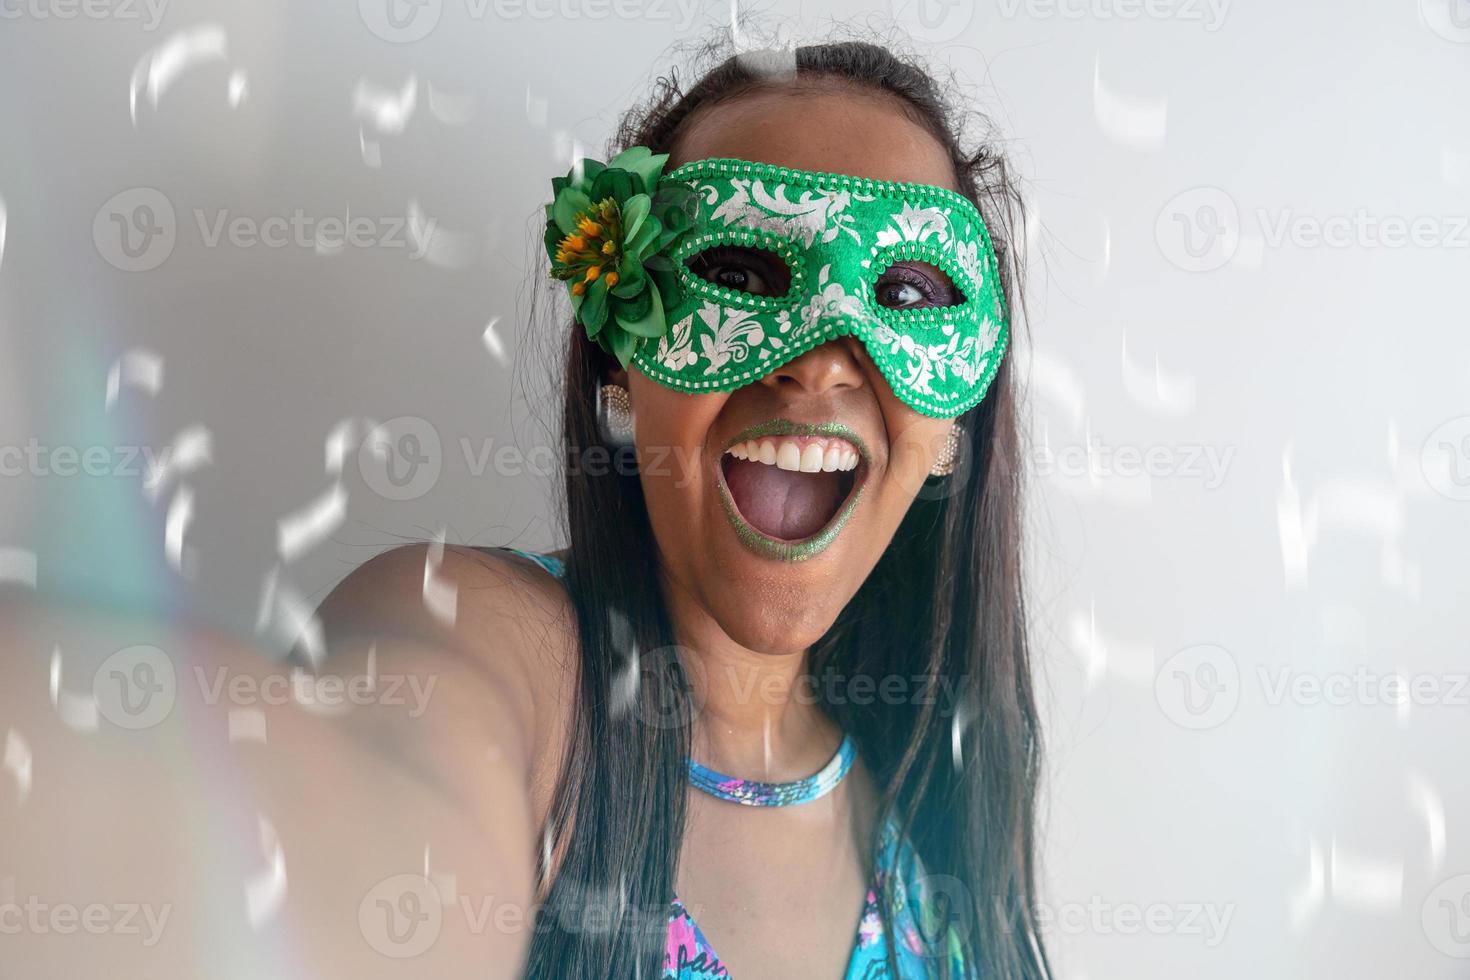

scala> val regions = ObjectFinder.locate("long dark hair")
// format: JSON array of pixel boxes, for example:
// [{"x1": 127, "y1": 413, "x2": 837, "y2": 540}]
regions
[{"x1": 525, "y1": 38, "x2": 1047, "y2": 980}]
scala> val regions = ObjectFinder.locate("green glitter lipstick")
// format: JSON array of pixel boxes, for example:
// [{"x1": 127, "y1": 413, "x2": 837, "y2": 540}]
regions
[{"x1": 715, "y1": 419, "x2": 870, "y2": 562}]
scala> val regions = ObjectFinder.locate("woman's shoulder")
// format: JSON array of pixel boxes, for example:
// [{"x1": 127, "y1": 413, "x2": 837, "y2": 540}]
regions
[
  {"x1": 317, "y1": 542, "x2": 575, "y2": 657},
  {"x1": 316, "y1": 543, "x2": 579, "y2": 816}
]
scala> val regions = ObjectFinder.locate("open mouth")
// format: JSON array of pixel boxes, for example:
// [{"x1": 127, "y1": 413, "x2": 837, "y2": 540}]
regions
[{"x1": 715, "y1": 421, "x2": 869, "y2": 561}]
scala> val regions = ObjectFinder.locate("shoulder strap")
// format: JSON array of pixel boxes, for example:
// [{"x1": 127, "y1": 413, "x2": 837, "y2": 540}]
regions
[{"x1": 498, "y1": 546, "x2": 567, "y2": 581}]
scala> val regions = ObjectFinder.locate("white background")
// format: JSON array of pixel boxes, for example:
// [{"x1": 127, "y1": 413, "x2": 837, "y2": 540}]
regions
[{"x1": 1, "y1": 0, "x2": 1467, "y2": 976}]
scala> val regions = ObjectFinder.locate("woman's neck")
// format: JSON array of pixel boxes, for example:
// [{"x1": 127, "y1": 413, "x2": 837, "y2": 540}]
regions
[{"x1": 659, "y1": 566, "x2": 844, "y2": 781}]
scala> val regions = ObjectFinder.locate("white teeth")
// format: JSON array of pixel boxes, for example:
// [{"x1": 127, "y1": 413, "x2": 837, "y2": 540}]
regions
[
  {"x1": 725, "y1": 435, "x2": 863, "y2": 472},
  {"x1": 775, "y1": 441, "x2": 802, "y2": 472}
]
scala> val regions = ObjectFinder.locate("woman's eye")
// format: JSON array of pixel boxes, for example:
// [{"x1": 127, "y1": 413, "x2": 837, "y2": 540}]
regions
[
  {"x1": 687, "y1": 246, "x2": 791, "y2": 297},
  {"x1": 875, "y1": 261, "x2": 962, "y2": 310}
]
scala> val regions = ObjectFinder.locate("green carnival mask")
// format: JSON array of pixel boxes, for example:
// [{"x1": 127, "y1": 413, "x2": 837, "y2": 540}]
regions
[{"x1": 545, "y1": 151, "x2": 1009, "y2": 419}]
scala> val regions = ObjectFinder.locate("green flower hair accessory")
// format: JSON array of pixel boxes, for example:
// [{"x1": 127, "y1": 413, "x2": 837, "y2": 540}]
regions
[{"x1": 544, "y1": 145, "x2": 691, "y2": 366}]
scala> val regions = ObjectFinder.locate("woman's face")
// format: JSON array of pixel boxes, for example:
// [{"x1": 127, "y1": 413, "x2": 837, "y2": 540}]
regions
[{"x1": 623, "y1": 86, "x2": 961, "y2": 655}]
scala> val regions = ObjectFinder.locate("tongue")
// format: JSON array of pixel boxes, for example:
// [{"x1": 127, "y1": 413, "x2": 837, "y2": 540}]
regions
[{"x1": 724, "y1": 458, "x2": 846, "y2": 540}]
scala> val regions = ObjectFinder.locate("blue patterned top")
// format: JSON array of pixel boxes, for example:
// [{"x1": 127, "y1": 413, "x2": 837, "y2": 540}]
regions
[{"x1": 498, "y1": 547, "x2": 975, "y2": 978}]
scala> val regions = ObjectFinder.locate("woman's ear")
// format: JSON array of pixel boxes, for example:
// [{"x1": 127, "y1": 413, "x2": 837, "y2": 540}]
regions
[{"x1": 606, "y1": 365, "x2": 630, "y2": 390}]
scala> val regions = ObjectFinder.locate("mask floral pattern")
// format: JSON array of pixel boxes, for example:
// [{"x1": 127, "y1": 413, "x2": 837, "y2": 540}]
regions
[{"x1": 632, "y1": 157, "x2": 1009, "y2": 420}]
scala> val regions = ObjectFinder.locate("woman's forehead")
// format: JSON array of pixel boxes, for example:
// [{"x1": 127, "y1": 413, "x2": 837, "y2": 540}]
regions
[{"x1": 672, "y1": 87, "x2": 958, "y2": 193}]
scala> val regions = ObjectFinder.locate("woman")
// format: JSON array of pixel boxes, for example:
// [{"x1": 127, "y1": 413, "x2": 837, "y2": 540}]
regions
[{"x1": 322, "y1": 39, "x2": 1047, "y2": 980}]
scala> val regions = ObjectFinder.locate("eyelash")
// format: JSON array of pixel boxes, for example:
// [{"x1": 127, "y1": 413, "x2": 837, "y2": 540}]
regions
[
  {"x1": 688, "y1": 248, "x2": 962, "y2": 309},
  {"x1": 876, "y1": 262, "x2": 961, "y2": 309}
]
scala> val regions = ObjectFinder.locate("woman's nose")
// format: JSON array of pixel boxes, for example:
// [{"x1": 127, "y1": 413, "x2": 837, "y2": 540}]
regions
[{"x1": 758, "y1": 337, "x2": 866, "y2": 398}]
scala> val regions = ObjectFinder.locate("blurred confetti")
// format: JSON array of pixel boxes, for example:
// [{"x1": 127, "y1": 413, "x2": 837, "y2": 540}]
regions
[
  {"x1": 245, "y1": 814, "x2": 288, "y2": 929},
  {"x1": 105, "y1": 348, "x2": 164, "y2": 410},
  {"x1": 228, "y1": 708, "x2": 268, "y2": 745},
  {"x1": 144, "y1": 424, "x2": 213, "y2": 501},
  {"x1": 1121, "y1": 333, "x2": 1196, "y2": 416},
  {"x1": 227, "y1": 70, "x2": 248, "y2": 108},
  {"x1": 427, "y1": 81, "x2": 476, "y2": 126},
  {"x1": 0, "y1": 547, "x2": 38, "y2": 588},
  {"x1": 482, "y1": 316, "x2": 508, "y2": 367},
  {"x1": 1329, "y1": 838, "x2": 1402, "y2": 911},
  {"x1": 423, "y1": 531, "x2": 458, "y2": 627},
  {"x1": 1092, "y1": 56, "x2": 1167, "y2": 148},
  {"x1": 407, "y1": 199, "x2": 475, "y2": 268},
  {"x1": 3, "y1": 729, "x2": 32, "y2": 804},
  {"x1": 1408, "y1": 771, "x2": 1447, "y2": 872},
  {"x1": 608, "y1": 607, "x2": 640, "y2": 719},
  {"x1": 49, "y1": 648, "x2": 100, "y2": 732},
  {"x1": 128, "y1": 25, "x2": 229, "y2": 127},
  {"x1": 1068, "y1": 601, "x2": 1154, "y2": 690},
  {"x1": 277, "y1": 482, "x2": 348, "y2": 563},
  {"x1": 353, "y1": 73, "x2": 417, "y2": 134},
  {"x1": 164, "y1": 485, "x2": 196, "y2": 577},
  {"x1": 256, "y1": 568, "x2": 325, "y2": 666},
  {"x1": 424, "y1": 845, "x2": 458, "y2": 904},
  {"x1": 524, "y1": 85, "x2": 549, "y2": 128}
]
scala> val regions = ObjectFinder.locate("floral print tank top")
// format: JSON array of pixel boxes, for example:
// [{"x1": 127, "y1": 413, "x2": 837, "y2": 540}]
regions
[{"x1": 499, "y1": 548, "x2": 976, "y2": 978}]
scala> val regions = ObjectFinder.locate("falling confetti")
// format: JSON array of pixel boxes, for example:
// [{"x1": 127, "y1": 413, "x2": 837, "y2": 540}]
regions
[
  {"x1": 49, "y1": 648, "x2": 100, "y2": 732},
  {"x1": 227, "y1": 70, "x2": 248, "y2": 108},
  {"x1": 164, "y1": 485, "x2": 196, "y2": 576},
  {"x1": 3, "y1": 729, "x2": 32, "y2": 804},
  {"x1": 424, "y1": 845, "x2": 458, "y2": 903},
  {"x1": 245, "y1": 814, "x2": 288, "y2": 929},
  {"x1": 607, "y1": 607, "x2": 640, "y2": 719},
  {"x1": 353, "y1": 73, "x2": 417, "y2": 135},
  {"x1": 144, "y1": 424, "x2": 213, "y2": 501},
  {"x1": 128, "y1": 25, "x2": 229, "y2": 127},
  {"x1": 359, "y1": 129, "x2": 382, "y2": 169},
  {"x1": 422, "y1": 532, "x2": 458, "y2": 627},
  {"x1": 1288, "y1": 835, "x2": 1324, "y2": 931},
  {"x1": 406, "y1": 199, "x2": 474, "y2": 268},
  {"x1": 1328, "y1": 838, "x2": 1402, "y2": 911},
  {"x1": 105, "y1": 349, "x2": 164, "y2": 410},
  {"x1": 228, "y1": 708, "x2": 268, "y2": 745},
  {"x1": 1068, "y1": 601, "x2": 1154, "y2": 690},
  {"x1": 427, "y1": 82, "x2": 475, "y2": 126},
  {"x1": 481, "y1": 317, "x2": 507, "y2": 367},
  {"x1": 0, "y1": 547, "x2": 37, "y2": 588},
  {"x1": 277, "y1": 482, "x2": 348, "y2": 563},
  {"x1": 1092, "y1": 56, "x2": 1168, "y2": 147},
  {"x1": 1120, "y1": 333, "x2": 1197, "y2": 416},
  {"x1": 1408, "y1": 772, "x2": 1446, "y2": 871},
  {"x1": 1021, "y1": 346, "x2": 1086, "y2": 428}
]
